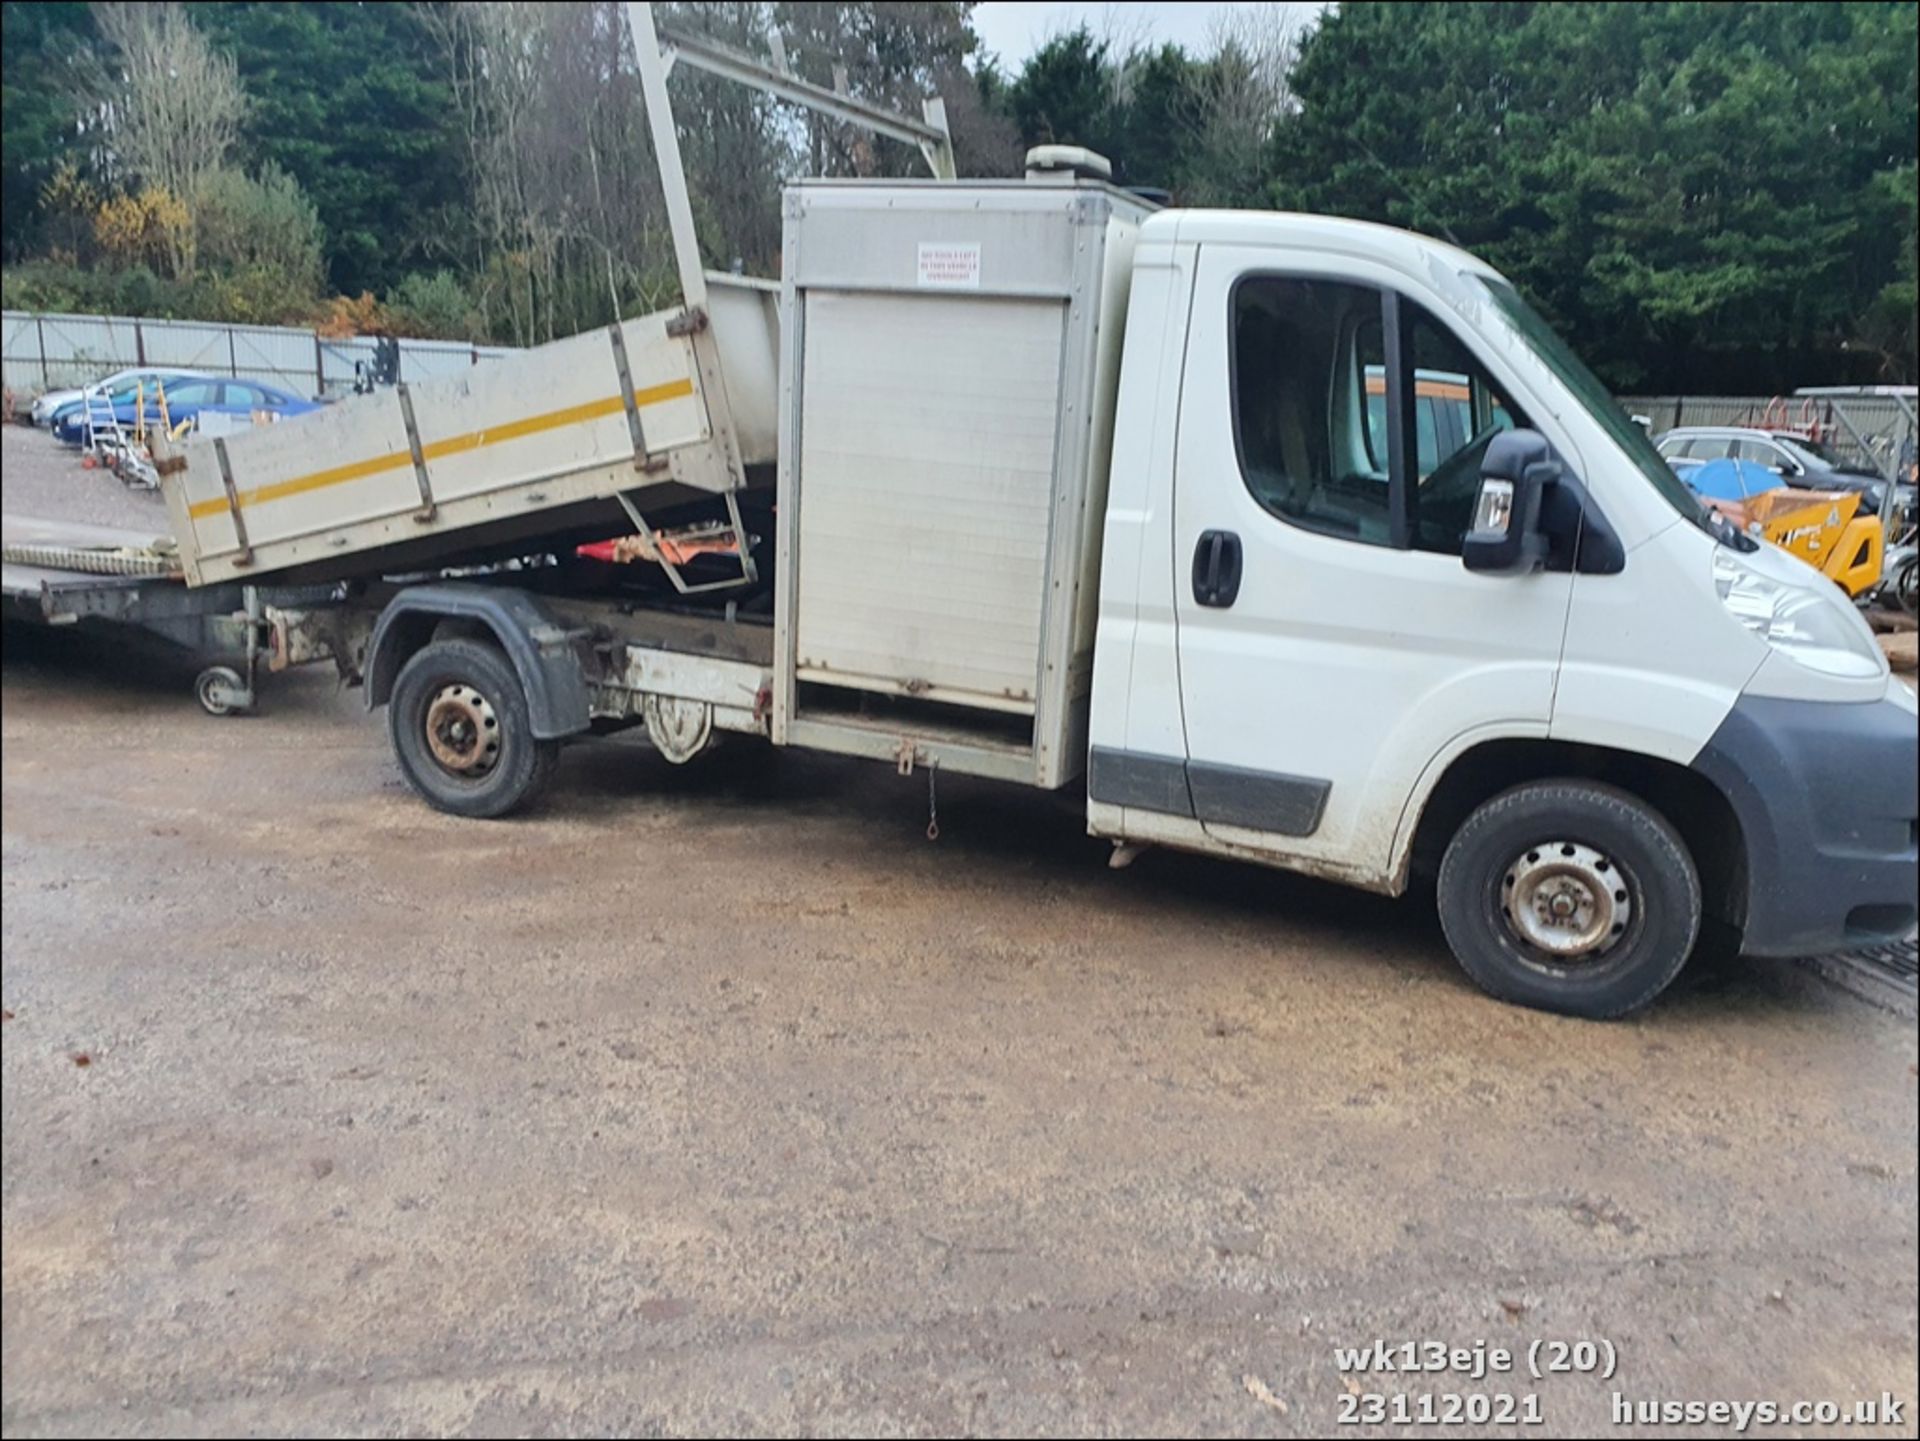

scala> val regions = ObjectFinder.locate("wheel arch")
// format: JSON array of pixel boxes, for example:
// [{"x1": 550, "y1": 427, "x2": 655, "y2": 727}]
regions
[
  {"x1": 1402, "y1": 736, "x2": 1749, "y2": 933},
  {"x1": 365, "y1": 584, "x2": 592, "y2": 740}
]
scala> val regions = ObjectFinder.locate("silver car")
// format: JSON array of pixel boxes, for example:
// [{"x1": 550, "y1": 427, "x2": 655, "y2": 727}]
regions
[
  {"x1": 1653, "y1": 425, "x2": 1911, "y2": 526},
  {"x1": 28, "y1": 367, "x2": 213, "y2": 427}
]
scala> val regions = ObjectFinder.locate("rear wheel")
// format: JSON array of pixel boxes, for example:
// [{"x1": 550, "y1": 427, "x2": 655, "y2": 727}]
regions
[
  {"x1": 388, "y1": 638, "x2": 558, "y2": 818},
  {"x1": 1437, "y1": 781, "x2": 1700, "y2": 1018}
]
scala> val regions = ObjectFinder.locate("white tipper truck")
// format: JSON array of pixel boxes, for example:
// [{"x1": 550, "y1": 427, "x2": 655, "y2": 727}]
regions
[{"x1": 150, "y1": 18, "x2": 1917, "y2": 1020}]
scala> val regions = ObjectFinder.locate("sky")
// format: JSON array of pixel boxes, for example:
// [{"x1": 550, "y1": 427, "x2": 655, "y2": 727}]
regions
[{"x1": 970, "y1": 1, "x2": 1331, "y2": 70}]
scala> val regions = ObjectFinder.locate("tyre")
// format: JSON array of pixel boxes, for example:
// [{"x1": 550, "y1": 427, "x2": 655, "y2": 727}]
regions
[
  {"x1": 1436, "y1": 781, "x2": 1700, "y2": 1019},
  {"x1": 387, "y1": 638, "x2": 559, "y2": 818},
  {"x1": 194, "y1": 665, "x2": 250, "y2": 717}
]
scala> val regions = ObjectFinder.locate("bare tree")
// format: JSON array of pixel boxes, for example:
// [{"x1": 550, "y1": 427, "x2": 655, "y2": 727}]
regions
[
  {"x1": 1206, "y1": 5, "x2": 1301, "y2": 118},
  {"x1": 1090, "y1": 2, "x2": 1154, "y2": 110},
  {"x1": 664, "y1": 2, "x2": 792, "y2": 270},
  {"x1": 427, "y1": 2, "x2": 694, "y2": 344},
  {"x1": 425, "y1": 1, "x2": 989, "y2": 339},
  {"x1": 772, "y1": 3, "x2": 981, "y2": 181},
  {"x1": 941, "y1": 67, "x2": 1023, "y2": 179},
  {"x1": 91, "y1": 1, "x2": 246, "y2": 277},
  {"x1": 1181, "y1": 6, "x2": 1301, "y2": 207}
]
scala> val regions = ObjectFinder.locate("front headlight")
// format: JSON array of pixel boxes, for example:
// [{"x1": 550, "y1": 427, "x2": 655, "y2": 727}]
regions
[{"x1": 1713, "y1": 549, "x2": 1883, "y2": 678}]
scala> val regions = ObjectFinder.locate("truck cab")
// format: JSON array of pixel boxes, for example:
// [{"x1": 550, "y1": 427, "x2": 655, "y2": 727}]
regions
[{"x1": 1089, "y1": 209, "x2": 1917, "y2": 1015}]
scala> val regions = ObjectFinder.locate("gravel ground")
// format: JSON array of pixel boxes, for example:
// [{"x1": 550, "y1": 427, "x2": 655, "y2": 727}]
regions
[
  {"x1": 0, "y1": 423, "x2": 171, "y2": 533},
  {"x1": 2, "y1": 619, "x2": 1916, "y2": 1437}
]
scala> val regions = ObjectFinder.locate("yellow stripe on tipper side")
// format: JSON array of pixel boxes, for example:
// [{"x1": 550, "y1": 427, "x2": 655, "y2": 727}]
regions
[
  {"x1": 187, "y1": 377, "x2": 697, "y2": 521},
  {"x1": 187, "y1": 447, "x2": 413, "y2": 519}
]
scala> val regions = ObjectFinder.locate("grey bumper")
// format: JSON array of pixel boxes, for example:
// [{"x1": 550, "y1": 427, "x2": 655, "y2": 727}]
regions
[{"x1": 1693, "y1": 694, "x2": 1918, "y2": 957}]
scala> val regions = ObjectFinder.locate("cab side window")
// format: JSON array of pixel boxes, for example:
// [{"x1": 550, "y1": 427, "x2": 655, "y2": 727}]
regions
[
  {"x1": 1233, "y1": 277, "x2": 1530, "y2": 556},
  {"x1": 1232, "y1": 277, "x2": 1393, "y2": 547}
]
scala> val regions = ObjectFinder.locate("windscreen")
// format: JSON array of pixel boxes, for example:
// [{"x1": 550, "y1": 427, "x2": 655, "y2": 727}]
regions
[{"x1": 1474, "y1": 277, "x2": 1710, "y2": 533}]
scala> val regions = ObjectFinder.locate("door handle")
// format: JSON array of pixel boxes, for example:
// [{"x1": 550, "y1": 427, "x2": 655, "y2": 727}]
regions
[{"x1": 1192, "y1": 529, "x2": 1242, "y2": 607}]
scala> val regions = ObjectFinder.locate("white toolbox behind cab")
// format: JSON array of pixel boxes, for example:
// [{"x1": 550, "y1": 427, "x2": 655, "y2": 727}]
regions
[{"x1": 774, "y1": 176, "x2": 1153, "y2": 788}]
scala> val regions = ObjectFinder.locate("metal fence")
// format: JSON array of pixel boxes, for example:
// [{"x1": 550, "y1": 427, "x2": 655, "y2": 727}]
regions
[
  {"x1": 1, "y1": 310, "x2": 517, "y2": 400},
  {"x1": 1623, "y1": 392, "x2": 1918, "y2": 481}
]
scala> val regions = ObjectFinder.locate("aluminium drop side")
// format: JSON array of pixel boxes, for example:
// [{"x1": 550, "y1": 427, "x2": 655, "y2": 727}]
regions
[{"x1": 156, "y1": 296, "x2": 773, "y2": 590}]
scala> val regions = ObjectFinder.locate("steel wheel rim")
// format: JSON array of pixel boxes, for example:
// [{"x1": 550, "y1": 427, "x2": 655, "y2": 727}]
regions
[
  {"x1": 424, "y1": 683, "x2": 500, "y2": 777},
  {"x1": 1500, "y1": 840, "x2": 1634, "y2": 964}
]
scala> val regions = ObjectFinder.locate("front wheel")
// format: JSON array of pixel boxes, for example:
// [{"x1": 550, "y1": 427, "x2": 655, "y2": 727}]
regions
[
  {"x1": 388, "y1": 638, "x2": 559, "y2": 818},
  {"x1": 1437, "y1": 781, "x2": 1700, "y2": 1019}
]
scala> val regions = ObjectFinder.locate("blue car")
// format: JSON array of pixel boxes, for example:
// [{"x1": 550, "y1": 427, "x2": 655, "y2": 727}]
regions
[
  {"x1": 32, "y1": 366, "x2": 213, "y2": 427},
  {"x1": 45, "y1": 369, "x2": 209, "y2": 438},
  {"x1": 54, "y1": 377, "x2": 320, "y2": 445}
]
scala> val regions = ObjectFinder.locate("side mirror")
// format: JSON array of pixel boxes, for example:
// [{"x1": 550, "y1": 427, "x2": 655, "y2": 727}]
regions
[{"x1": 1463, "y1": 429, "x2": 1557, "y2": 574}]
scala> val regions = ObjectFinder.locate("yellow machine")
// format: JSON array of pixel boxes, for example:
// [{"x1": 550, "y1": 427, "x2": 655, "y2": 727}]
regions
[{"x1": 1704, "y1": 486, "x2": 1884, "y2": 597}]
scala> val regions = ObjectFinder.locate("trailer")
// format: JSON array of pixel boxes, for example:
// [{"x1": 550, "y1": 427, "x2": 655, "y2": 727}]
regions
[{"x1": 0, "y1": 516, "x2": 316, "y2": 715}]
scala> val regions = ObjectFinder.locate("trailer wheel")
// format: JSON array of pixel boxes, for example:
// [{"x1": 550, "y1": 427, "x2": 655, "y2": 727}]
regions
[
  {"x1": 388, "y1": 638, "x2": 558, "y2": 818},
  {"x1": 195, "y1": 665, "x2": 252, "y2": 717},
  {"x1": 1436, "y1": 781, "x2": 1700, "y2": 1019}
]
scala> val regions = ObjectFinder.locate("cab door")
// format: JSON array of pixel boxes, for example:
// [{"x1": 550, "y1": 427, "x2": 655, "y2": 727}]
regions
[{"x1": 1167, "y1": 245, "x2": 1574, "y2": 881}]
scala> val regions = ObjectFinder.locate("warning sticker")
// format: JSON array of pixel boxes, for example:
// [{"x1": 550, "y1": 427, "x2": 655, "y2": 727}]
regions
[{"x1": 917, "y1": 242, "x2": 981, "y2": 289}]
